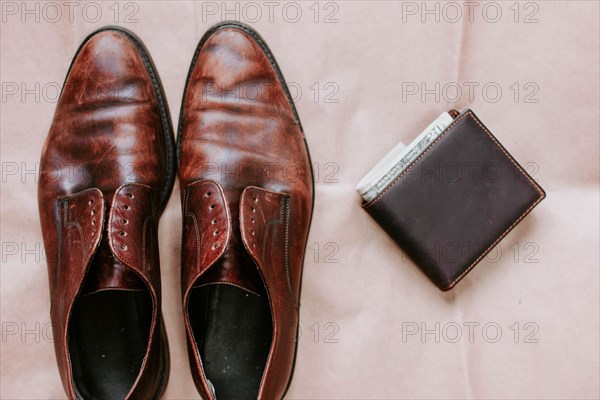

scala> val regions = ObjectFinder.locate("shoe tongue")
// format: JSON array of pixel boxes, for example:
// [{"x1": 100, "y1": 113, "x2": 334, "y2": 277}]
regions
[
  {"x1": 82, "y1": 238, "x2": 146, "y2": 294},
  {"x1": 195, "y1": 188, "x2": 265, "y2": 296},
  {"x1": 196, "y1": 233, "x2": 265, "y2": 296}
]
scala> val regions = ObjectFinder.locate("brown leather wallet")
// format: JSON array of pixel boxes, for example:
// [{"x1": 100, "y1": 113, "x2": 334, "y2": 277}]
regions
[{"x1": 362, "y1": 109, "x2": 545, "y2": 291}]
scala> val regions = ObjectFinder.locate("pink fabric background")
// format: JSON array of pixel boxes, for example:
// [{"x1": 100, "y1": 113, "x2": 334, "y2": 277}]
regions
[{"x1": 1, "y1": 1, "x2": 598, "y2": 399}]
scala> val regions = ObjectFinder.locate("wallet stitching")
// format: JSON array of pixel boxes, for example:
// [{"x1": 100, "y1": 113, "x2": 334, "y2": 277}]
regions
[
  {"x1": 445, "y1": 114, "x2": 544, "y2": 288},
  {"x1": 363, "y1": 111, "x2": 471, "y2": 209},
  {"x1": 363, "y1": 111, "x2": 545, "y2": 289},
  {"x1": 469, "y1": 114, "x2": 544, "y2": 197},
  {"x1": 364, "y1": 111, "x2": 544, "y2": 207},
  {"x1": 445, "y1": 193, "x2": 543, "y2": 289}
]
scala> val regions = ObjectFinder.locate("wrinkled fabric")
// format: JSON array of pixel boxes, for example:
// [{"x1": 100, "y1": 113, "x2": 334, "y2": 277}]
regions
[{"x1": 1, "y1": 1, "x2": 598, "y2": 399}]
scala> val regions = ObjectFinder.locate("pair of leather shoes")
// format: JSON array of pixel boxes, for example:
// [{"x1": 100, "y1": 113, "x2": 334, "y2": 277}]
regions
[{"x1": 38, "y1": 22, "x2": 313, "y2": 400}]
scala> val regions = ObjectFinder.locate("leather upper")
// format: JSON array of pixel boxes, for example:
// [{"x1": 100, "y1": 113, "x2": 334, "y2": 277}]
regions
[
  {"x1": 178, "y1": 23, "x2": 313, "y2": 399},
  {"x1": 38, "y1": 28, "x2": 171, "y2": 399}
]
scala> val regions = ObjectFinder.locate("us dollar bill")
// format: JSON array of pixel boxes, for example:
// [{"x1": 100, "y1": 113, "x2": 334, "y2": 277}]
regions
[{"x1": 357, "y1": 112, "x2": 454, "y2": 202}]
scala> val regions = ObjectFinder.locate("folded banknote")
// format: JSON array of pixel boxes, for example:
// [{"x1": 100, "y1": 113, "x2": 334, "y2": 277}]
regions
[{"x1": 357, "y1": 112, "x2": 454, "y2": 202}]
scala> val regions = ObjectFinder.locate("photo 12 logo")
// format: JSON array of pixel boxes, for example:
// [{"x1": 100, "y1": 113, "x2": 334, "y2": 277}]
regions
[
  {"x1": 2, "y1": 321, "x2": 54, "y2": 344},
  {"x1": 400, "y1": 1, "x2": 540, "y2": 24},
  {"x1": 396, "y1": 160, "x2": 541, "y2": 186},
  {"x1": 402, "y1": 321, "x2": 540, "y2": 344},
  {"x1": 200, "y1": 80, "x2": 340, "y2": 105},
  {"x1": 2, "y1": 241, "x2": 48, "y2": 264},
  {"x1": 1, "y1": 1, "x2": 140, "y2": 24},
  {"x1": 400, "y1": 240, "x2": 541, "y2": 265},
  {"x1": 401, "y1": 81, "x2": 540, "y2": 104},
  {"x1": 194, "y1": 160, "x2": 340, "y2": 185},
  {"x1": 199, "y1": 1, "x2": 340, "y2": 24},
  {"x1": 1, "y1": 81, "x2": 146, "y2": 104}
]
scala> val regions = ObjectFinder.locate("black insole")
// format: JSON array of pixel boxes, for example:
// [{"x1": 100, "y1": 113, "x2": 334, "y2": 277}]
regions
[
  {"x1": 68, "y1": 290, "x2": 152, "y2": 400},
  {"x1": 189, "y1": 284, "x2": 273, "y2": 400}
]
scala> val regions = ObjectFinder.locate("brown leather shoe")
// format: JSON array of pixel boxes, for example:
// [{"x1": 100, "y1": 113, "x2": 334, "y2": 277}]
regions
[
  {"x1": 38, "y1": 27, "x2": 174, "y2": 399},
  {"x1": 178, "y1": 22, "x2": 314, "y2": 399}
]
